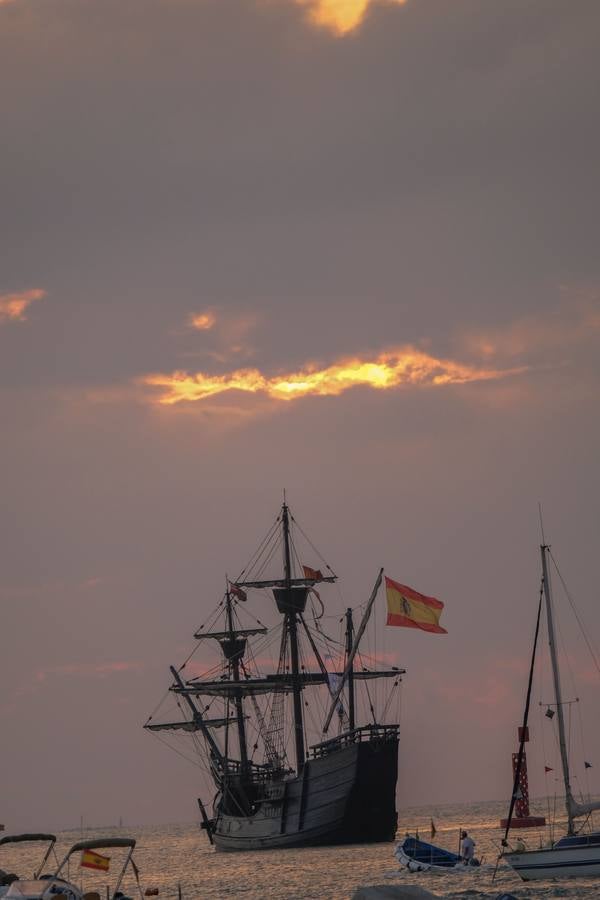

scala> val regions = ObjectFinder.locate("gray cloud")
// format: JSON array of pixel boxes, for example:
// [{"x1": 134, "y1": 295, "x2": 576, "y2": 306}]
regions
[{"x1": 1, "y1": 0, "x2": 599, "y2": 829}]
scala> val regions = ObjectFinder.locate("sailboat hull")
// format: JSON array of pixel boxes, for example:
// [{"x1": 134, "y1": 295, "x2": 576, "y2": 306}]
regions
[
  {"x1": 212, "y1": 733, "x2": 399, "y2": 851},
  {"x1": 504, "y1": 836, "x2": 600, "y2": 880}
]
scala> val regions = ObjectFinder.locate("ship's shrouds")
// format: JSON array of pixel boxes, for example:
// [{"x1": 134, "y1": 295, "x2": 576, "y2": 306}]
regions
[{"x1": 145, "y1": 501, "x2": 405, "y2": 852}]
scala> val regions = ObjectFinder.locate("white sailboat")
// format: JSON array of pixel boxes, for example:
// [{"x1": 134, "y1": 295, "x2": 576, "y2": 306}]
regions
[{"x1": 502, "y1": 543, "x2": 600, "y2": 880}]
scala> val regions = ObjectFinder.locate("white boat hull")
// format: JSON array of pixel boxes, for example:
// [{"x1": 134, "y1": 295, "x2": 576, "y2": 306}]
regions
[
  {"x1": 504, "y1": 844, "x2": 600, "y2": 880},
  {"x1": 395, "y1": 846, "x2": 467, "y2": 873}
]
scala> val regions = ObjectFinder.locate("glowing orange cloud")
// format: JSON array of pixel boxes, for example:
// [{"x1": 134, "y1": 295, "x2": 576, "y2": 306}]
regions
[
  {"x1": 0, "y1": 288, "x2": 45, "y2": 324},
  {"x1": 141, "y1": 346, "x2": 522, "y2": 406},
  {"x1": 297, "y1": 0, "x2": 408, "y2": 35},
  {"x1": 189, "y1": 310, "x2": 217, "y2": 331}
]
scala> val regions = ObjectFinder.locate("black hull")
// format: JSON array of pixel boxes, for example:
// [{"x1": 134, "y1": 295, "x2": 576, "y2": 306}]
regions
[{"x1": 210, "y1": 731, "x2": 399, "y2": 851}]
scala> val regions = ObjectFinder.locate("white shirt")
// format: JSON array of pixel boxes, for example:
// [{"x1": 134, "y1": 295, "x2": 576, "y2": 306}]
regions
[{"x1": 461, "y1": 836, "x2": 475, "y2": 859}]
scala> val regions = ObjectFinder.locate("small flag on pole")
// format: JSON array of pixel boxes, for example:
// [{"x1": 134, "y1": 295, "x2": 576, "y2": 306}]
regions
[
  {"x1": 585, "y1": 761, "x2": 593, "y2": 769},
  {"x1": 385, "y1": 577, "x2": 447, "y2": 634},
  {"x1": 544, "y1": 766, "x2": 553, "y2": 773},
  {"x1": 303, "y1": 565, "x2": 324, "y2": 582},
  {"x1": 81, "y1": 849, "x2": 110, "y2": 872},
  {"x1": 229, "y1": 583, "x2": 247, "y2": 602}
]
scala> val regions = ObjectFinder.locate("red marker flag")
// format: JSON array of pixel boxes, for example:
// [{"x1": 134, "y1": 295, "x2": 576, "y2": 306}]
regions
[
  {"x1": 544, "y1": 766, "x2": 553, "y2": 774},
  {"x1": 229, "y1": 583, "x2": 247, "y2": 602},
  {"x1": 303, "y1": 565, "x2": 324, "y2": 582}
]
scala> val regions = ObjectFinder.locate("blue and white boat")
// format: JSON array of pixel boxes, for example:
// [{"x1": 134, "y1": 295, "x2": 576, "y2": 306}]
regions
[
  {"x1": 394, "y1": 836, "x2": 472, "y2": 872},
  {"x1": 502, "y1": 544, "x2": 600, "y2": 880}
]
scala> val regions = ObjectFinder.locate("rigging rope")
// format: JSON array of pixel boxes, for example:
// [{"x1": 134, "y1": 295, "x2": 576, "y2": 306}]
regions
[
  {"x1": 550, "y1": 549, "x2": 600, "y2": 681},
  {"x1": 290, "y1": 513, "x2": 337, "y2": 577}
]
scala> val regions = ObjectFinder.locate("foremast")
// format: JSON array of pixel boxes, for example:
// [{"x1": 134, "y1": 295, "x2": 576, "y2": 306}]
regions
[{"x1": 225, "y1": 586, "x2": 249, "y2": 774}]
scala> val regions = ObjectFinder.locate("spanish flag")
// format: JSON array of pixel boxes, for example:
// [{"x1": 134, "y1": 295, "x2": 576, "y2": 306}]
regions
[
  {"x1": 81, "y1": 849, "x2": 110, "y2": 872},
  {"x1": 385, "y1": 576, "x2": 447, "y2": 634}
]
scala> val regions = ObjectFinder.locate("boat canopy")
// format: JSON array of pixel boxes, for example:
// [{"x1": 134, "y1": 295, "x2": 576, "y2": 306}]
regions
[
  {"x1": 66, "y1": 838, "x2": 136, "y2": 853},
  {"x1": 0, "y1": 835, "x2": 56, "y2": 846}
]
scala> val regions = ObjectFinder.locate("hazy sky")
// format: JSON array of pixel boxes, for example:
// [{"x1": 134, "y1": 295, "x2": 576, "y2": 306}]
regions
[{"x1": 1, "y1": 0, "x2": 600, "y2": 832}]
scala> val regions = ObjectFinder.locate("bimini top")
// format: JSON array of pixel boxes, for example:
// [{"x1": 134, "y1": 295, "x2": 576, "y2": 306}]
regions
[
  {"x1": 0, "y1": 835, "x2": 56, "y2": 847},
  {"x1": 67, "y1": 838, "x2": 136, "y2": 853}
]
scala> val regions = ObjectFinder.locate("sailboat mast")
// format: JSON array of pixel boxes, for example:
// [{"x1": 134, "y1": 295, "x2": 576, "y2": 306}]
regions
[
  {"x1": 541, "y1": 544, "x2": 575, "y2": 834},
  {"x1": 226, "y1": 589, "x2": 249, "y2": 774},
  {"x1": 282, "y1": 501, "x2": 306, "y2": 772},
  {"x1": 345, "y1": 608, "x2": 355, "y2": 730}
]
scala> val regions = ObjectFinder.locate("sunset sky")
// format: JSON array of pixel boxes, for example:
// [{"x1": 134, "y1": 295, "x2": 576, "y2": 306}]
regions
[{"x1": 1, "y1": 0, "x2": 600, "y2": 832}]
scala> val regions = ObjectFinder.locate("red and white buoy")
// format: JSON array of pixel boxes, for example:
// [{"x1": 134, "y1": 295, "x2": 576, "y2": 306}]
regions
[{"x1": 500, "y1": 727, "x2": 546, "y2": 828}]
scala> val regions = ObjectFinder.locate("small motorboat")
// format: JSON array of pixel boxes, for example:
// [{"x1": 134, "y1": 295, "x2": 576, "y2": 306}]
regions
[
  {"x1": 395, "y1": 835, "x2": 479, "y2": 873},
  {"x1": 3, "y1": 837, "x2": 142, "y2": 900},
  {"x1": 0, "y1": 834, "x2": 57, "y2": 897}
]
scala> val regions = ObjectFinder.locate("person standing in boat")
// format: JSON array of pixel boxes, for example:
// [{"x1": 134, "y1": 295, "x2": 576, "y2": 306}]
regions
[{"x1": 460, "y1": 830, "x2": 476, "y2": 864}]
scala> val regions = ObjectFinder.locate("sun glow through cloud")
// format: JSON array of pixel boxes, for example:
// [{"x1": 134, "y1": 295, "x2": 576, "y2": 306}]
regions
[
  {"x1": 189, "y1": 310, "x2": 217, "y2": 331},
  {"x1": 297, "y1": 0, "x2": 408, "y2": 35},
  {"x1": 0, "y1": 288, "x2": 46, "y2": 324},
  {"x1": 141, "y1": 347, "x2": 522, "y2": 406}
]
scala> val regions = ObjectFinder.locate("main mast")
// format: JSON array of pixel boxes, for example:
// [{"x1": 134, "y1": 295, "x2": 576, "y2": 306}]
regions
[
  {"x1": 345, "y1": 608, "x2": 355, "y2": 730},
  {"x1": 283, "y1": 501, "x2": 306, "y2": 772},
  {"x1": 541, "y1": 544, "x2": 575, "y2": 834}
]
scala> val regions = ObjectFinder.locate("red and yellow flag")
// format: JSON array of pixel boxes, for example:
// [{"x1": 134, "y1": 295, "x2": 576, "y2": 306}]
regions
[
  {"x1": 303, "y1": 565, "x2": 324, "y2": 582},
  {"x1": 385, "y1": 576, "x2": 447, "y2": 634},
  {"x1": 81, "y1": 849, "x2": 110, "y2": 872}
]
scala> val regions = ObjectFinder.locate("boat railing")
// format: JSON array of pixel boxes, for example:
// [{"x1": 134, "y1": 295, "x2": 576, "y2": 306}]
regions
[
  {"x1": 223, "y1": 759, "x2": 289, "y2": 782},
  {"x1": 310, "y1": 724, "x2": 399, "y2": 758}
]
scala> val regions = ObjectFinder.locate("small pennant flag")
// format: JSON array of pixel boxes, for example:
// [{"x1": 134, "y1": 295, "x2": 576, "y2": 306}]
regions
[
  {"x1": 544, "y1": 766, "x2": 554, "y2": 773},
  {"x1": 430, "y1": 819, "x2": 437, "y2": 839},
  {"x1": 385, "y1": 577, "x2": 447, "y2": 634},
  {"x1": 81, "y1": 849, "x2": 110, "y2": 872},
  {"x1": 585, "y1": 761, "x2": 593, "y2": 769},
  {"x1": 303, "y1": 565, "x2": 324, "y2": 582},
  {"x1": 229, "y1": 583, "x2": 247, "y2": 602}
]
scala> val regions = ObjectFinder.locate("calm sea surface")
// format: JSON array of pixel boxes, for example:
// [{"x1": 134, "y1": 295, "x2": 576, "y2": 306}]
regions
[{"x1": 3, "y1": 800, "x2": 599, "y2": 899}]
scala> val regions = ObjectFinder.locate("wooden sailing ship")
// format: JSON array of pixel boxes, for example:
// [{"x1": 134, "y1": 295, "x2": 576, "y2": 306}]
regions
[{"x1": 145, "y1": 501, "x2": 403, "y2": 851}]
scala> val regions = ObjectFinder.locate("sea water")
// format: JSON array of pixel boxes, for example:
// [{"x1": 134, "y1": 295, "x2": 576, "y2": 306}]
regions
[{"x1": 2, "y1": 799, "x2": 599, "y2": 899}]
